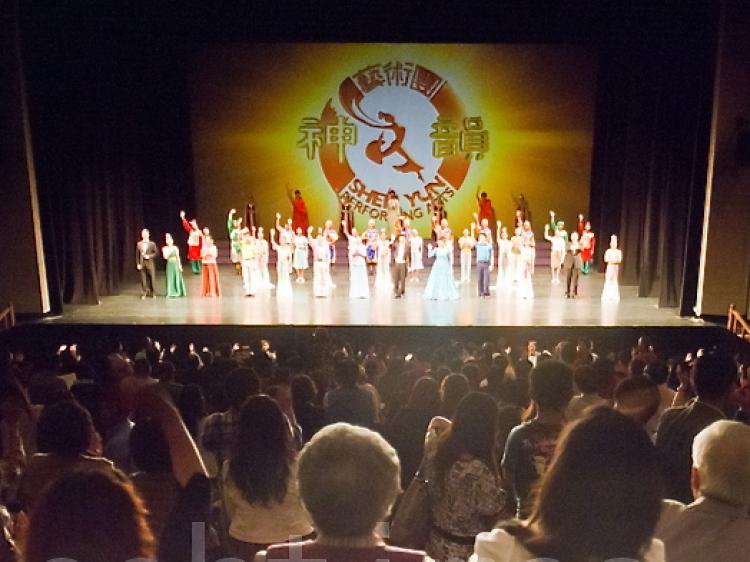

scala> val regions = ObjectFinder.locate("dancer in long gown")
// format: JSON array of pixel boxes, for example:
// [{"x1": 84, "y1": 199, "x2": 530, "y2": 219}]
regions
[
  {"x1": 342, "y1": 220, "x2": 369, "y2": 299},
  {"x1": 270, "y1": 228, "x2": 293, "y2": 299},
  {"x1": 544, "y1": 223, "x2": 566, "y2": 285},
  {"x1": 423, "y1": 239, "x2": 459, "y2": 301},
  {"x1": 309, "y1": 227, "x2": 333, "y2": 298},
  {"x1": 240, "y1": 230, "x2": 257, "y2": 297},
  {"x1": 375, "y1": 230, "x2": 393, "y2": 291},
  {"x1": 516, "y1": 236, "x2": 535, "y2": 300},
  {"x1": 162, "y1": 233, "x2": 187, "y2": 298},
  {"x1": 601, "y1": 235, "x2": 622, "y2": 302},
  {"x1": 522, "y1": 220, "x2": 536, "y2": 274},
  {"x1": 409, "y1": 228, "x2": 424, "y2": 282},
  {"x1": 292, "y1": 228, "x2": 309, "y2": 283},
  {"x1": 200, "y1": 236, "x2": 221, "y2": 297},
  {"x1": 386, "y1": 190, "x2": 401, "y2": 235},
  {"x1": 493, "y1": 224, "x2": 513, "y2": 289},
  {"x1": 510, "y1": 227, "x2": 524, "y2": 284},
  {"x1": 255, "y1": 227, "x2": 274, "y2": 290}
]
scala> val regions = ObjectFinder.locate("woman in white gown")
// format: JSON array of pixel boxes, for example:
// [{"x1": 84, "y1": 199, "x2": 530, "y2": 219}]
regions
[
  {"x1": 255, "y1": 227, "x2": 274, "y2": 289},
  {"x1": 601, "y1": 235, "x2": 622, "y2": 302},
  {"x1": 342, "y1": 220, "x2": 369, "y2": 299},
  {"x1": 375, "y1": 231, "x2": 393, "y2": 290},
  {"x1": 409, "y1": 228, "x2": 424, "y2": 281},
  {"x1": 270, "y1": 228, "x2": 293, "y2": 299},
  {"x1": 544, "y1": 223, "x2": 566, "y2": 284},
  {"x1": 494, "y1": 223, "x2": 512, "y2": 289},
  {"x1": 516, "y1": 236, "x2": 535, "y2": 300}
]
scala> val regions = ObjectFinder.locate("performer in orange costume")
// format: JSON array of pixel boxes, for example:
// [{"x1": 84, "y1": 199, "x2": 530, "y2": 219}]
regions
[{"x1": 288, "y1": 188, "x2": 309, "y2": 233}]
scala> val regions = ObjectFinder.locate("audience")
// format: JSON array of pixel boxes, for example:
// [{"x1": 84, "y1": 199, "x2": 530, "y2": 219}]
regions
[
  {"x1": 655, "y1": 420, "x2": 750, "y2": 562},
  {"x1": 1, "y1": 329, "x2": 748, "y2": 562}
]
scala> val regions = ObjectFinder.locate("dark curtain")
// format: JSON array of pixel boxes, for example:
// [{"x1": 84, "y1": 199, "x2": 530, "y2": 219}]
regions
[
  {"x1": 589, "y1": 2, "x2": 719, "y2": 312},
  {"x1": 20, "y1": 5, "x2": 194, "y2": 311}
]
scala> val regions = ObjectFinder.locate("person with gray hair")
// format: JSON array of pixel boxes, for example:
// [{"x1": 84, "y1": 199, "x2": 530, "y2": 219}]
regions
[
  {"x1": 656, "y1": 420, "x2": 750, "y2": 562},
  {"x1": 261, "y1": 423, "x2": 430, "y2": 562}
]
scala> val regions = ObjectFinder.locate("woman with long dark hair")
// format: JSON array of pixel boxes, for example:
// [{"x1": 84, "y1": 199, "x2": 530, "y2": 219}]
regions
[
  {"x1": 222, "y1": 395, "x2": 312, "y2": 560},
  {"x1": 473, "y1": 408, "x2": 664, "y2": 562},
  {"x1": 425, "y1": 392, "x2": 506, "y2": 561}
]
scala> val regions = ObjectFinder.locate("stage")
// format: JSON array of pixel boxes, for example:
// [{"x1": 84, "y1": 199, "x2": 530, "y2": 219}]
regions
[{"x1": 41, "y1": 264, "x2": 698, "y2": 328}]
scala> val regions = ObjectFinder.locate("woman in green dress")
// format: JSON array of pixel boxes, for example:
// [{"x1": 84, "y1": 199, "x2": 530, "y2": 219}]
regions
[{"x1": 162, "y1": 233, "x2": 187, "y2": 297}]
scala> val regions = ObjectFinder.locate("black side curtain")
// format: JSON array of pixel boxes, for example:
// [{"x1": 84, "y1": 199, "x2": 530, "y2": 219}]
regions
[
  {"x1": 21, "y1": 6, "x2": 194, "y2": 311},
  {"x1": 589, "y1": 2, "x2": 719, "y2": 312}
]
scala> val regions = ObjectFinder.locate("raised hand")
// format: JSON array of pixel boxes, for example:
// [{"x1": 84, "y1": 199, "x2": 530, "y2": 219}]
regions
[{"x1": 180, "y1": 210, "x2": 185, "y2": 218}]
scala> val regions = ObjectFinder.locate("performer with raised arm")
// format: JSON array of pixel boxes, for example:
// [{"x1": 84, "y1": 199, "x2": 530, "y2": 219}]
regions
[
  {"x1": 512, "y1": 193, "x2": 530, "y2": 223},
  {"x1": 475, "y1": 231, "x2": 494, "y2": 298},
  {"x1": 601, "y1": 235, "x2": 622, "y2": 302},
  {"x1": 392, "y1": 232, "x2": 410, "y2": 298},
  {"x1": 576, "y1": 213, "x2": 586, "y2": 237},
  {"x1": 476, "y1": 187, "x2": 496, "y2": 230},
  {"x1": 323, "y1": 220, "x2": 339, "y2": 267},
  {"x1": 517, "y1": 234, "x2": 535, "y2": 300},
  {"x1": 339, "y1": 194, "x2": 355, "y2": 236},
  {"x1": 255, "y1": 227, "x2": 274, "y2": 290},
  {"x1": 227, "y1": 209, "x2": 243, "y2": 275},
  {"x1": 275, "y1": 212, "x2": 294, "y2": 245},
  {"x1": 408, "y1": 227, "x2": 424, "y2": 282},
  {"x1": 458, "y1": 226, "x2": 476, "y2": 285},
  {"x1": 342, "y1": 219, "x2": 369, "y2": 299},
  {"x1": 375, "y1": 230, "x2": 393, "y2": 291},
  {"x1": 270, "y1": 228, "x2": 293, "y2": 299},
  {"x1": 136, "y1": 228, "x2": 158, "y2": 299},
  {"x1": 522, "y1": 219, "x2": 536, "y2": 274},
  {"x1": 430, "y1": 195, "x2": 447, "y2": 241},
  {"x1": 563, "y1": 231, "x2": 583, "y2": 299},
  {"x1": 580, "y1": 221, "x2": 596, "y2": 274},
  {"x1": 292, "y1": 227, "x2": 310, "y2": 283},
  {"x1": 200, "y1": 235, "x2": 221, "y2": 297},
  {"x1": 424, "y1": 238, "x2": 459, "y2": 300},
  {"x1": 239, "y1": 229, "x2": 257, "y2": 297},
  {"x1": 245, "y1": 196, "x2": 257, "y2": 231},
  {"x1": 288, "y1": 187, "x2": 309, "y2": 233},
  {"x1": 494, "y1": 223, "x2": 513, "y2": 289},
  {"x1": 544, "y1": 222, "x2": 566, "y2": 285},
  {"x1": 161, "y1": 233, "x2": 186, "y2": 298},
  {"x1": 386, "y1": 190, "x2": 401, "y2": 235},
  {"x1": 179, "y1": 210, "x2": 203, "y2": 274},
  {"x1": 549, "y1": 210, "x2": 569, "y2": 242},
  {"x1": 309, "y1": 226, "x2": 332, "y2": 298},
  {"x1": 509, "y1": 226, "x2": 524, "y2": 284}
]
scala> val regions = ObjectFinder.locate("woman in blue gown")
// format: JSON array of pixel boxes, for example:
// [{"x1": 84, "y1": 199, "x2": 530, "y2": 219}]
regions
[{"x1": 423, "y1": 239, "x2": 459, "y2": 300}]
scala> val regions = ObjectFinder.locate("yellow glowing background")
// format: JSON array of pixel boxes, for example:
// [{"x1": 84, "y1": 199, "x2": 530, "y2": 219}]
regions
[{"x1": 190, "y1": 43, "x2": 597, "y2": 236}]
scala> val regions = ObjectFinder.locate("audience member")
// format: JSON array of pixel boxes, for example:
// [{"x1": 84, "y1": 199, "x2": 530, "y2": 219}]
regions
[
  {"x1": 324, "y1": 359, "x2": 377, "y2": 428},
  {"x1": 565, "y1": 364, "x2": 606, "y2": 421}
]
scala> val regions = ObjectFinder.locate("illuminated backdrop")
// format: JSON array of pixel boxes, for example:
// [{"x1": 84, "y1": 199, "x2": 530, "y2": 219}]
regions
[{"x1": 190, "y1": 43, "x2": 597, "y2": 235}]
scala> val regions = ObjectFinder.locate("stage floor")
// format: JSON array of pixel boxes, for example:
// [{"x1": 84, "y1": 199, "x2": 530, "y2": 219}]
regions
[{"x1": 41, "y1": 265, "x2": 701, "y2": 328}]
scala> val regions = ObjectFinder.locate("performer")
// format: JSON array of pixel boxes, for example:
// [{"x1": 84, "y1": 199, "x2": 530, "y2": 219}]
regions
[
  {"x1": 517, "y1": 235, "x2": 535, "y2": 300},
  {"x1": 510, "y1": 227, "x2": 524, "y2": 284},
  {"x1": 576, "y1": 213, "x2": 586, "y2": 238},
  {"x1": 512, "y1": 193, "x2": 530, "y2": 223},
  {"x1": 601, "y1": 235, "x2": 622, "y2": 302},
  {"x1": 458, "y1": 227, "x2": 476, "y2": 284},
  {"x1": 180, "y1": 210, "x2": 203, "y2": 274},
  {"x1": 245, "y1": 197, "x2": 257, "y2": 231},
  {"x1": 544, "y1": 223, "x2": 566, "y2": 285},
  {"x1": 339, "y1": 195, "x2": 355, "y2": 236},
  {"x1": 255, "y1": 227, "x2": 274, "y2": 289},
  {"x1": 494, "y1": 224, "x2": 513, "y2": 289},
  {"x1": 549, "y1": 210, "x2": 569, "y2": 242},
  {"x1": 563, "y1": 232, "x2": 583, "y2": 299},
  {"x1": 423, "y1": 239, "x2": 459, "y2": 301},
  {"x1": 475, "y1": 232, "x2": 494, "y2": 298},
  {"x1": 521, "y1": 220, "x2": 536, "y2": 274},
  {"x1": 323, "y1": 220, "x2": 339, "y2": 266},
  {"x1": 430, "y1": 196, "x2": 447, "y2": 241},
  {"x1": 476, "y1": 188, "x2": 496, "y2": 228},
  {"x1": 239, "y1": 229, "x2": 257, "y2": 297},
  {"x1": 270, "y1": 228, "x2": 293, "y2": 299},
  {"x1": 200, "y1": 235, "x2": 221, "y2": 297},
  {"x1": 580, "y1": 221, "x2": 596, "y2": 274},
  {"x1": 288, "y1": 188, "x2": 309, "y2": 233},
  {"x1": 161, "y1": 233, "x2": 186, "y2": 298},
  {"x1": 292, "y1": 228, "x2": 310, "y2": 283},
  {"x1": 375, "y1": 230, "x2": 393, "y2": 291},
  {"x1": 276, "y1": 212, "x2": 295, "y2": 245},
  {"x1": 309, "y1": 227, "x2": 333, "y2": 298},
  {"x1": 386, "y1": 190, "x2": 401, "y2": 235},
  {"x1": 408, "y1": 228, "x2": 424, "y2": 282},
  {"x1": 392, "y1": 232, "x2": 410, "y2": 298},
  {"x1": 343, "y1": 222, "x2": 369, "y2": 299},
  {"x1": 136, "y1": 228, "x2": 158, "y2": 299},
  {"x1": 227, "y1": 209, "x2": 243, "y2": 275},
  {"x1": 363, "y1": 220, "x2": 379, "y2": 275}
]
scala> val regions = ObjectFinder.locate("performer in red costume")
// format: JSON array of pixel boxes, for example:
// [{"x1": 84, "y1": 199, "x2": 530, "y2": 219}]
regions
[
  {"x1": 476, "y1": 187, "x2": 496, "y2": 230},
  {"x1": 180, "y1": 210, "x2": 203, "y2": 274},
  {"x1": 288, "y1": 188, "x2": 310, "y2": 233}
]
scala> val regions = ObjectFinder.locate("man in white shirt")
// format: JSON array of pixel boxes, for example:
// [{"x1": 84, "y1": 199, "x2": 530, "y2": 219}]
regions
[{"x1": 655, "y1": 420, "x2": 750, "y2": 562}]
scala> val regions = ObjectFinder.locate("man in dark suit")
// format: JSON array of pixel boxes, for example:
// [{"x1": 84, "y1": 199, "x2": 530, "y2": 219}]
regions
[
  {"x1": 391, "y1": 233, "x2": 410, "y2": 298},
  {"x1": 563, "y1": 232, "x2": 583, "y2": 298},
  {"x1": 136, "y1": 228, "x2": 159, "y2": 298}
]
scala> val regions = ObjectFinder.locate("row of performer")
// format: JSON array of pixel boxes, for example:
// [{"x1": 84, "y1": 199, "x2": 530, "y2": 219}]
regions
[{"x1": 134, "y1": 208, "x2": 623, "y2": 302}]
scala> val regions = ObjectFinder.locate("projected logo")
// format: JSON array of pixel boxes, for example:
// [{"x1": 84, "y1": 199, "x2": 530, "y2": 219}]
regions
[{"x1": 297, "y1": 61, "x2": 488, "y2": 221}]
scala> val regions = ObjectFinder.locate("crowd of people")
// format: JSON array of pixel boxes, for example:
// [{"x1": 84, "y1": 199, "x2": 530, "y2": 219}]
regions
[{"x1": 0, "y1": 330, "x2": 749, "y2": 562}]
